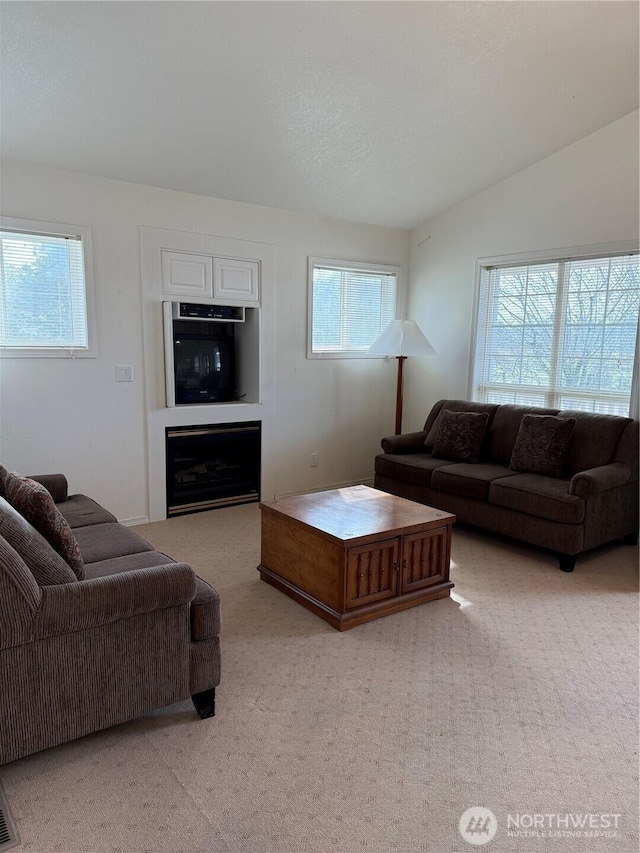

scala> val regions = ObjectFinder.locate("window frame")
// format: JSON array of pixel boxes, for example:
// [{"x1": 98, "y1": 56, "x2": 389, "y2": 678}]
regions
[
  {"x1": 307, "y1": 256, "x2": 402, "y2": 359},
  {"x1": 0, "y1": 216, "x2": 97, "y2": 358},
  {"x1": 468, "y1": 241, "x2": 640, "y2": 412}
]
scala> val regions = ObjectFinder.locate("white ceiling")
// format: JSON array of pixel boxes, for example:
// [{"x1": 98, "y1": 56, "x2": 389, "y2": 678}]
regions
[{"x1": 1, "y1": 1, "x2": 638, "y2": 230}]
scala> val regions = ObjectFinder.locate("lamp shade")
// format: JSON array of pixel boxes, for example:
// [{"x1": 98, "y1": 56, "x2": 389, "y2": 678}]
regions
[{"x1": 367, "y1": 319, "x2": 436, "y2": 357}]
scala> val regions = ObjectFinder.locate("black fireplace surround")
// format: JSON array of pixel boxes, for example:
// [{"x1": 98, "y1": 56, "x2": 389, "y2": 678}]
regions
[{"x1": 166, "y1": 421, "x2": 261, "y2": 516}]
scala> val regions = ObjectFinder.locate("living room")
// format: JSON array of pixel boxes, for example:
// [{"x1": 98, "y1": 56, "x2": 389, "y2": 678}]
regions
[{"x1": 0, "y1": 2, "x2": 638, "y2": 852}]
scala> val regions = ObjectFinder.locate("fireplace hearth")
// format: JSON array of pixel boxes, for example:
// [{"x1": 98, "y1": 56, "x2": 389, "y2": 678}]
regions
[{"x1": 166, "y1": 421, "x2": 261, "y2": 516}]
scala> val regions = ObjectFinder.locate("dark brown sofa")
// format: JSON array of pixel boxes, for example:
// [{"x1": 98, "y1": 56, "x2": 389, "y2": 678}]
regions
[
  {"x1": 374, "y1": 400, "x2": 639, "y2": 571},
  {"x1": 0, "y1": 472, "x2": 221, "y2": 765}
]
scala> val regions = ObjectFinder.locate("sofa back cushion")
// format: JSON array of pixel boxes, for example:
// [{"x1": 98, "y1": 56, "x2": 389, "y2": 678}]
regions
[
  {"x1": 424, "y1": 400, "x2": 499, "y2": 451},
  {"x1": 2, "y1": 471, "x2": 84, "y2": 579},
  {"x1": 0, "y1": 496, "x2": 77, "y2": 586},
  {"x1": 615, "y1": 420, "x2": 639, "y2": 473},
  {"x1": 558, "y1": 411, "x2": 632, "y2": 474},
  {"x1": 488, "y1": 404, "x2": 560, "y2": 465},
  {"x1": 0, "y1": 533, "x2": 41, "y2": 649}
]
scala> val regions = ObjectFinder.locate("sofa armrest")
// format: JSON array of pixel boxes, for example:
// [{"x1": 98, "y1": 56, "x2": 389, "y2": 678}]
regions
[
  {"x1": 570, "y1": 463, "x2": 635, "y2": 499},
  {"x1": 381, "y1": 431, "x2": 429, "y2": 454},
  {"x1": 34, "y1": 563, "x2": 196, "y2": 640},
  {"x1": 28, "y1": 473, "x2": 69, "y2": 503}
]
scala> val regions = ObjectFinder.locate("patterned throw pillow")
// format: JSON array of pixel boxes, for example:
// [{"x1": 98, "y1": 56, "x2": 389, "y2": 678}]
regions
[
  {"x1": 509, "y1": 415, "x2": 577, "y2": 479},
  {"x1": 0, "y1": 464, "x2": 8, "y2": 497},
  {"x1": 4, "y1": 472, "x2": 85, "y2": 579},
  {"x1": 431, "y1": 410, "x2": 490, "y2": 463},
  {"x1": 0, "y1": 496, "x2": 76, "y2": 586}
]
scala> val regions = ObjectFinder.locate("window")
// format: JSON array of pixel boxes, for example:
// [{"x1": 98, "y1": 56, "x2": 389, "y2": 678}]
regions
[
  {"x1": 0, "y1": 217, "x2": 95, "y2": 356},
  {"x1": 471, "y1": 248, "x2": 640, "y2": 415},
  {"x1": 308, "y1": 257, "x2": 399, "y2": 358}
]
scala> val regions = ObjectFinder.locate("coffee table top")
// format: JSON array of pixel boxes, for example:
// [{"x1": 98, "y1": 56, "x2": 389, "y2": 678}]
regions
[{"x1": 259, "y1": 485, "x2": 455, "y2": 545}]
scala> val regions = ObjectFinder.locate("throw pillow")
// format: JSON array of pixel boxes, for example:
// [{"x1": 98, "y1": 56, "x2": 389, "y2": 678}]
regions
[
  {"x1": 431, "y1": 410, "x2": 490, "y2": 463},
  {"x1": 0, "y1": 464, "x2": 8, "y2": 497},
  {"x1": 3, "y1": 472, "x2": 85, "y2": 579},
  {"x1": 509, "y1": 415, "x2": 577, "y2": 478},
  {"x1": 0, "y1": 496, "x2": 77, "y2": 586}
]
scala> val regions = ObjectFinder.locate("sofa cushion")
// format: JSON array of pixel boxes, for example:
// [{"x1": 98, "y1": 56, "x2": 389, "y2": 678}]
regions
[
  {"x1": 487, "y1": 404, "x2": 560, "y2": 465},
  {"x1": 84, "y1": 550, "x2": 176, "y2": 579},
  {"x1": 424, "y1": 401, "x2": 498, "y2": 451},
  {"x1": 432, "y1": 410, "x2": 489, "y2": 463},
  {"x1": 510, "y1": 415, "x2": 576, "y2": 478},
  {"x1": 431, "y1": 463, "x2": 518, "y2": 500},
  {"x1": 375, "y1": 453, "x2": 451, "y2": 487},
  {"x1": 558, "y1": 411, "x2": 632, "y2": 474},
  {"x1": 59, "y1": 494, "x2": 118, "y2": 529},
  {"x1": 0, "y1": 532, "x2": 40, "y2": 609},
  {"x1": 3, "y1": 472, "x2": 85, "y2": 579},
  {"x1": 73, "y1": 523, "x2": 155, "y2": 564},
  {"x1": 0, "y1": 496, "x2": 77, "y2": 585},
  {"x1": 0, "y1": 534, "x2": 42, "y2": 648},
  {"x1": 489, "y1": 474, "x2": 585, "y2": 524}
]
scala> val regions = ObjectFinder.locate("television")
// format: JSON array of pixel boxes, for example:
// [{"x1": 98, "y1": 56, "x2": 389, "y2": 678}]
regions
[{"x1": 172, "y1": 320, "x2": 236, "y2": 404}]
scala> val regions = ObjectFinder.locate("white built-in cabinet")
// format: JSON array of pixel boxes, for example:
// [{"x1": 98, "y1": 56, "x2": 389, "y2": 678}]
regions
[
  {"x1": 162, "y1": 251, "x2": 259, "y2": 304},
  {"x1": 213, "y1": 258, "x2": 259, "y2": 302},
  {"x1": 161, "y1": 252, "x2": 212, "y2": 298}
]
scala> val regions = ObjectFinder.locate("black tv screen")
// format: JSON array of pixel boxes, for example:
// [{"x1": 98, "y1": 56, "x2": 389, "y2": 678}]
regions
[{"x1": 173, "y1": 324, "x2": 236, "y2": 404}]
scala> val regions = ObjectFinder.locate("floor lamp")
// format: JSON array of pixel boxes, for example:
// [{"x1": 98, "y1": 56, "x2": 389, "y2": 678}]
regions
[{"x1": 367, "y1": 319, "x2": 436, "y2": 435}]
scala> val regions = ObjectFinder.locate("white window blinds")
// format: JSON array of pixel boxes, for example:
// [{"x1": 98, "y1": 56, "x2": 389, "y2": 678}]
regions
[
  {"x1": 472, "y1": 253, "x2": 640, "y2": 415},
  {"x1": 309, "y1": 259, "x2": 398, "y2": 357},
  {"x1": 0, "y1": 228, "x2": 89, "y2": 349}
]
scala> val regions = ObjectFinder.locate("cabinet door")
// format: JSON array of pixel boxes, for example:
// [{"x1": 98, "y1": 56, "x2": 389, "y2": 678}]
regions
[
  {"x1": 345, "y1": 540, "x2": 399, "y2": 609},
  {"x1": 162, "y1": 252, "x2": 213, "y2": 298},
  {"x1": 401, "y1": 528, "x2": 448, "y2": 593},
  {"x1": 213, "y1": 258, "x2": 259, "y2": 303}
]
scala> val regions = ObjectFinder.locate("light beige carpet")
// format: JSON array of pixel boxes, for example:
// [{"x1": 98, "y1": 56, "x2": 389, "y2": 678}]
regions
[{"x1": 2, "y1": 503, "x2": 638, "y2": 853}]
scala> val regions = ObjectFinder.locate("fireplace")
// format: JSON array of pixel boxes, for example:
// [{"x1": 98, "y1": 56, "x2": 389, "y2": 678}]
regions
[{"x1": 166, "y1": 421, "x2": 261, "y2": 516}]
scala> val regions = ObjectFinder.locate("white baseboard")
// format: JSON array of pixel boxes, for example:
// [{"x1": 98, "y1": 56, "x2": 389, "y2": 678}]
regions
[
  {"x1": 275, "y1": 477, "x2": 374, "y2": 500},
  {"x1": 120, "y1": 516, "x2": 150, "y2": 527}
]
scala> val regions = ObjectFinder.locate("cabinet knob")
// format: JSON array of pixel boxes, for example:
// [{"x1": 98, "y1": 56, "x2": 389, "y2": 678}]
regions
[
  {"x1": 402, "y1": 559, "x2": 408, "y2": 569},
  {"x1": 393, "y1": 561, "x2": 399, "y2": 572}
]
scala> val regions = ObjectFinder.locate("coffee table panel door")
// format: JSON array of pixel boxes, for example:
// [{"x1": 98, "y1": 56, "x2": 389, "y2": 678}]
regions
[
  {"x1": 401, "y1": 527, "x2": 449, "y2": 593},
  {"x1": 346, "y1": 540, "x2": 399, "y2": 609}
]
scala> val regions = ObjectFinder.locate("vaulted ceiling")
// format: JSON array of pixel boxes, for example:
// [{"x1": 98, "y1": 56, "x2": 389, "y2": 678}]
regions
[{"x1": 1, "y1": 1, "x2": 638, "y2": 229}]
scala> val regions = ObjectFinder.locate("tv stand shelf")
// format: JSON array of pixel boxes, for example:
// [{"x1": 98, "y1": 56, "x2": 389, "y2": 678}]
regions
[{"x1": 163, "y1": 301, "x2": 260, "y2": 408}]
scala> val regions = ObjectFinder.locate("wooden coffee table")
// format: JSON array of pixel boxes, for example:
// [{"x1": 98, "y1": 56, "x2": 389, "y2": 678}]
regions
[{"x1": 257, "y1": 485, "x2": 455, "y2": 631}]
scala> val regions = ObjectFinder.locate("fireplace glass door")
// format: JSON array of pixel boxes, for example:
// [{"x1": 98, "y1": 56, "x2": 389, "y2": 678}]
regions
[{"x1": 166, "y1": 421, "x2": 261, "y2": 515}]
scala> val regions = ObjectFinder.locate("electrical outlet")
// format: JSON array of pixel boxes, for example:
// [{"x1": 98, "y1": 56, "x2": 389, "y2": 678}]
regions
[{"x1": 310, "y1": 452, "x2": 318, "y2": 467}]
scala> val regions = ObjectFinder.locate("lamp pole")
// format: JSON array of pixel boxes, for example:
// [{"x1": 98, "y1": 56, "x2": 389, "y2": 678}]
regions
[{"x1": 395, "y1": 355, "x2": 406, "y2": 435}]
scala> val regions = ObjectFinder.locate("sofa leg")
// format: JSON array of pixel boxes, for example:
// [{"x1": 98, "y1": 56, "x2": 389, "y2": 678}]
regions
[
  {"x1": 622, "y1": 531, "x2": 639, "y2": 546},
  {"x1": 192, "y1": 688, "x2": 216, "y2": 719},
  {"x1": 558, "y1": 554, "x2": 576, "y2": 573}
]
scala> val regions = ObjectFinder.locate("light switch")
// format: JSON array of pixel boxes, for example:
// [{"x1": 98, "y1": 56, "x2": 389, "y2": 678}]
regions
[{"x1": 116, "y1": 365, "x2": 134, "y2": 382}]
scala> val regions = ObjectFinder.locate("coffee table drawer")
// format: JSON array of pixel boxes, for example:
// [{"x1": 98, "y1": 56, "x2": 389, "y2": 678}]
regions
[
  {"x1": 401, "y1": 527, "x2": 449, "y2": 592},
  {"x1": 345, "y1": 540, "x2": 399, "y2": 609}
]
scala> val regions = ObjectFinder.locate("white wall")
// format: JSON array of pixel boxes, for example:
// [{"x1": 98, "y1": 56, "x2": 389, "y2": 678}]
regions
[
  {"x1": 0, "y1": 161, "x2": 409, "y2": 521},
  {"x1": 405, "y1": 110, "x2": 640, "y2": 431}
]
